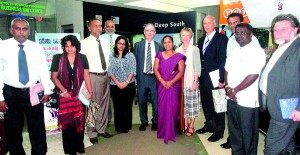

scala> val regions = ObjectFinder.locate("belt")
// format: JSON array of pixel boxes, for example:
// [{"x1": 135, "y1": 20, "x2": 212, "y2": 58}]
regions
[
  {"x1": 90, "y1": 72, "x2": 107, "y2": 76},
  {"x1": 4, "y1": 84, "x2": 29, "y2": 91},
  {"x1": 143, "y1": 72, "x2": 154, "y2": 76}
]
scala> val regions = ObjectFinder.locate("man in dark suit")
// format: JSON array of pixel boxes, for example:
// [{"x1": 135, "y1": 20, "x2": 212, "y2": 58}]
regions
[
  {"x1": 195, "y1": 15, "x2": 228, "y2": 142},
  {"x1": 259, "y1": 14, "x2": 300, "y2": 155},
  {"x1": 134, "y1": 23, "x2": 163, "y2": 131}
]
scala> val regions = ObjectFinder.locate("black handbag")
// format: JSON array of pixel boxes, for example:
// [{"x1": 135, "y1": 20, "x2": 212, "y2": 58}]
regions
[{"x1": 45, "y1": 92, "x2": 60, "y2": 109}]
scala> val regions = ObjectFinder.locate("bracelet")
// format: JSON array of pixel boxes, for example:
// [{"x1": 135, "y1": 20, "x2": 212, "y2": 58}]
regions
[
  {"x1": 61, "y1": 90, "x2": 67, "y2": 97},
  {"x1": 226, "y1": 88, "x2": 232, "y2": 92},
  {"x1": 126, "y1": 80, "x2": 130, "y2": 84}
]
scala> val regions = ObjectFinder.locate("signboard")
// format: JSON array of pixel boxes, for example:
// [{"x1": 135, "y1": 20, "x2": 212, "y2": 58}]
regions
[{"x1": 0, "y1": 1, "x2": 45, "y2": 14}]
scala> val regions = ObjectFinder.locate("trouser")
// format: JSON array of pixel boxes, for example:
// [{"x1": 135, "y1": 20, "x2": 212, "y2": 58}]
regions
[
  {"x1": 62, "y1": 126, "x2": 85, "y2": 154},
  {"x1": 199, "y1": 84, "x2": 225, "y2": 136},
  {"x1": 110, "y1": 83, "x2": 135, "y2": 132},
  {"x1": 3, "y1": 84, "x2": 47, "y2": 155},
  {"x1": 228, "y1": 100, "x2": 259, "y2": 155}
]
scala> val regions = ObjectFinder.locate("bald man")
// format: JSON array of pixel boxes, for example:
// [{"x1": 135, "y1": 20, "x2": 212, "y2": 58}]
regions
[{"x1": 195, "y1": 15, "x2": 228, "y2": 142}]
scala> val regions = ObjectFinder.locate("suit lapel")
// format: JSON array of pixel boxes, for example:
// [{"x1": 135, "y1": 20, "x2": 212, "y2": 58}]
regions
[
  {"x1": 154, "y1": 42, "x2": 160, "y2": 54},
  {"x1": 204, "y1": 33, "x2": 218, "y2": 56}
]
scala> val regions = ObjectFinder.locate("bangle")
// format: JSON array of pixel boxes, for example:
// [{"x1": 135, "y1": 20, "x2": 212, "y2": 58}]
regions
[
  {"x1": 61, "y1": 90, "x2": 67, "y2": 97},
  {"x1": 226, "y1": 88, "x2": 231, "y2": 92},
  {"x1": 126, "y1": 80, "x2": 130, "y2": 84}
]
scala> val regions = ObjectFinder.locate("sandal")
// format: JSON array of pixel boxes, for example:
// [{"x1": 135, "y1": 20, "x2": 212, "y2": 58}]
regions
[
  {"x1": 186, "y1": 127, "x2": 194, "y2": 137},
  {"x1": 184, "y1": 125, "x2": 189, "y2": 133}
]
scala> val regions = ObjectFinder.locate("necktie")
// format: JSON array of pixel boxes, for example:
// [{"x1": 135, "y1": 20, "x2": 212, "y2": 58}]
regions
[
  {"x1": 109, "y1": 35, "x2": 114, "y2": 53},
  {"x1": 18, "y1": 44, "x2": 29, "y2": 85},
  {"x1": 203, "y1": 36, "x2": 209, "y2": 54},
  {"x1": 146, "y1": 42, "x2": 152, "y2": 74},
  {"x1": 97, "y1": 39, "x2": 107, "y2": 70}
]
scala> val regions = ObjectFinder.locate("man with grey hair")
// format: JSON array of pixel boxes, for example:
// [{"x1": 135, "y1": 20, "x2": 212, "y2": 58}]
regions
[
  {"x1": 259, "y1": 14, "x2": 300, "y2": 155},
  {"x1": 196, "y1": 15, "x2": 228, "y2": 142},
  {"x1": 0, "y1": 18, "x2": 52, "y2": 155},
  {"x1": 134, "y1": 23, "x2": 163, "y2": 131}
]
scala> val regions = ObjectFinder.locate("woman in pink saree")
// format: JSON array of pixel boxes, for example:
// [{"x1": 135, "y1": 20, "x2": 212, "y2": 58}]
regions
[{"x1": 154, "y1": 35, "x2": 186, "y2": 144}]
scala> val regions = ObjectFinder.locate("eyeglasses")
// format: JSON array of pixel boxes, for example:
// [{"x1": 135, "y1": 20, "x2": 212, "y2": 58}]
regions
[
  {"x1": 117, "y1": 43, "x2": 126, "y2": 46},
  {"x1": 13, "y1": 27, "x2": 29, "y2": 32}
]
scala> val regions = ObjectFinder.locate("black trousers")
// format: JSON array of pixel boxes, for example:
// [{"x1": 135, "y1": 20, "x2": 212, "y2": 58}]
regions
[
  {"x1": 199, "y1": 84, "x2": 225, "y2": 136},
  {"x1": 110, "y1": 83, "x2": 135, "y2": 132},
  {"x1": 3, "y1": 84, "x2": 47, "y2": 155},
  {"x1": 228, "y1": 100, "x2": 259, "y2": 155},
  {"x1": 62, "y1": 126, "x2": 85, "y2": 154}
]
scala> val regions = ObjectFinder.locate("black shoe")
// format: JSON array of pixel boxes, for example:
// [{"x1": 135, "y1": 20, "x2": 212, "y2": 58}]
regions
[
  {"x1": 195, "y1": 126, "x2": 213, "y2": 134},
  {"x1": 98, "y1": 132, "x2": 112, "y2": 138},
  {"x1": 151, "y1": 124, "x2": 157, "y2": 131},
  {"x1": 220, "y1": 141, "x2": 231, "y2": 149},
  {"x1": 89, "y1": 137, "x2": 98, "y2": 144},
  {"x1": 208, "y1": 134, "x2": 223, "y2": 142},
  {"x1": 139, "y1": 123, "x2": 148, "y2": 131}
]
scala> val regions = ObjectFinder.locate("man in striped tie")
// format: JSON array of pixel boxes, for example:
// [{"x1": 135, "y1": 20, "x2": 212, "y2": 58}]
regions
[{"x1": 134, "y1": 23, "x2": 163, "y2": 131}]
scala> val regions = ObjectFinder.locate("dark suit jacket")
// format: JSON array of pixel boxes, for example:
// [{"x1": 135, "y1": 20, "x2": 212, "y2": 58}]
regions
[
  {"x1": 258, "y1": 37, "x2": 300, "y2": 122},
  {"x1": 133, "y1": 40, "x2": 163, "y2": 86},
  {"x1": 197, "y1": 32, "x2": 228, "y2": 88}
]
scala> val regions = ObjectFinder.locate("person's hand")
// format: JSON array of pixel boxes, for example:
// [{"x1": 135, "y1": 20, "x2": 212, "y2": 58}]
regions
[
  {"x1": 166, "y1": 81, "x2": 173, "y2": 89},
  {"x1": 40, "y1": 95, "x2": 50, "y2": 103},
  {"x1": 289, "y1": 110, "x2": 300, "y2": 122},
  {"x1": 88, "y1": 92, "x2": 93, "y2": 100},
  {"x1": 225, "y1": 87, "x2": 237, "y2": 101},
  {"x1": 218, "y1": 82, "x2": 224, "y2": 88},
  {"x1": 161, "y1": 80, "x2": 169, "y2": 89},
  {"x1": 62, "y1": 92, "x2": 71, "y2": 98},
  {"x1": 191, "y1": 81, "x2": 199, "y2": 91},
  {"x1": 117, "y1": 82, "x2": 127, "y2": 89},
  {"x1": 0, "y1": 100, "x2": 8, "y2": 113}
]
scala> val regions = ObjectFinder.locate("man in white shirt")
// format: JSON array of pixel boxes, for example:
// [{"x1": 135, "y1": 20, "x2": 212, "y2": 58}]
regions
[
  {"x1": 81, "y1": 18, "x2": 112, "y2": 144},
  {"x1": 101, "y1": 20, "x2": 120, "y2": 124},
  {"x1": 259, "y1": 14, "x2": 300, "y2": 155},
  {"x1": 225, "y1": 23, "x2": 265, "y2": 155},
  {"x1": 0, "y1": 18, "x2": 52, "y2": 155}
]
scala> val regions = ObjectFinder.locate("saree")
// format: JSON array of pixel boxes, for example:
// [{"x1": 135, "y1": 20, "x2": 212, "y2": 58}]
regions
[{"x1": 156, "y1": 52, "x2": 186, "y2": 144}]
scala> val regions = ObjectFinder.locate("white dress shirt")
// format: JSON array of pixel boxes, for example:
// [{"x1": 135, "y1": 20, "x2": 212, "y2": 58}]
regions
[
  {"x1": 227, "y1": 34, "x2": 260, "y2": 58},
  {"x1": 225, "y1": 42, "x2": 265, "y2": 108},
  {"x1": 203, "y1": 30, "x2": 216, "y2": 52},
  {"x1": 143, "y1": 40, "x2": 156, "y2": 74},
  {"x1": 100, "y1": 33, "x2": 120, "y2": 53},
  {"x1": 0, "y1": 38, "x2": 52, "y2": 101},
  {"x1": 81, "y1": 35, "x2": 110, "y2": 73}
]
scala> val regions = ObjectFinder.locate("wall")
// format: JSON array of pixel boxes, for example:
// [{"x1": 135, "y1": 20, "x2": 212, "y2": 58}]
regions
[{"x1": 55, "y1": 0, "x2": 84, "y2": 39}]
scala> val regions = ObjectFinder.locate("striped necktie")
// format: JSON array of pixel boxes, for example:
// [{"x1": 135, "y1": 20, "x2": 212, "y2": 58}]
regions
[
  {"x1": 18, "y1": 44, "x2": 29, "y2": 85},
  {"x1": 203, "y1": 36, "x2": 209, "y2": 54},
  {"x1": 146, "y1": 42, "x2": 152, "y2": 74}
]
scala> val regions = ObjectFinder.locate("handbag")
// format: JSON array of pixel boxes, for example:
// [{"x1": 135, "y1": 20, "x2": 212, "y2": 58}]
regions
[
  {"x1": 29, "y1": 83, "x2": 44, "y2": 106},
  {"x1": 45, "y1": 92, "x2": 60, "y2": 109},
  {"x1": 85, "y1": 100, "x2": 99, "y2": 127},
  {"x1": 0, "y1": 112, "x2": 8, "y2": 155},
  {"x1": 212, "y1": 88, "x2": 227, "y2": 113}
]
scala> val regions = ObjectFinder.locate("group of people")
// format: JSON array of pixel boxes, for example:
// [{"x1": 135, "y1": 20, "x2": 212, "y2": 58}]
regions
[{"x1": 0, "y1": 12, "x2": 299, "y2": 155}]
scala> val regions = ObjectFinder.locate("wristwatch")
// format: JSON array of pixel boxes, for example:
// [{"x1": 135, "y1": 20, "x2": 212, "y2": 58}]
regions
[{"x1": 232, "y1": 88, "x2": 235, "y2": 93}]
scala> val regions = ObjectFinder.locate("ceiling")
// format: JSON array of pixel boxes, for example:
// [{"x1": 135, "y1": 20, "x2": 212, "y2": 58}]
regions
[{"x1": 77, "y1": 0, "x2": 219, "y2": 13}]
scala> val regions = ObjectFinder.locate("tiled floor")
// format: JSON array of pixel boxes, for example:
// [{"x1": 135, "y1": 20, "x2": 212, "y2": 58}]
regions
[{"x1": 19, "y1": 102, "x2": 292, "y2": 155}]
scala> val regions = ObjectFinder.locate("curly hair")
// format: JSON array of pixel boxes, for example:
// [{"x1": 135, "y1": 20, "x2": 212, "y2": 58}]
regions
[
  {"x1": 271, "y1": 14, "x2": 300, "y2": 33},
  {"x1": 113, "y1": 35, "x2": 129, "y2": 58},
  {"x1": 60, "y1": 35, "x2": 81, "y2": 53}
]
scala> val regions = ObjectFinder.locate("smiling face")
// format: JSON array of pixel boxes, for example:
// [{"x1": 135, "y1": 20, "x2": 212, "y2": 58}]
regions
[
  {"x1": 163, "y1": 36, "x2": 174, "y2": 51},
  {"x1": 235, "y1": 26, "x2": 252, "y2": 47},
  {"x1": 273, "y1": 20, "x2": 298, "y2": 45},
  {"x1": 10, "y1": 20, "x2": 30, "y2": 44},
  {"x1": 64, "y1": 40, "x2": 77, "y2": 55},
  {"x1": 116, "y1": 38, "x2": 126, "y2": 52},
  {"x1": 180, "y1": 30, "x2": 192, "y2": 45},
  {"x1": 144, "y1": 24, "x2": 156, "y2": 42}
]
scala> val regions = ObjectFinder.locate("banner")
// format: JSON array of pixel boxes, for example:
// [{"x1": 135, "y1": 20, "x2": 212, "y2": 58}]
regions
[{"x1": 35, "y1": 33, "x2": 80, "y2": 135}]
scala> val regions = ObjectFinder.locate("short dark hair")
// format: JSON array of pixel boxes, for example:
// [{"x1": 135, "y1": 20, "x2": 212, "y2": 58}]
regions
[
  {"x1": 227, "y1": 13, "x2": 243, "y2": 22},
  {"x1": 61, "y1": 35, "x2": 81, "y2": 53},
  {"x1": 235, "y1": 23, "x2": 253, "y2": 34},
  {"x1": 162, "y1": 35, "x2": 175, "y2": 51},
  {"x1": 113, "y1": 35, "x2": 129, "y2": 58},
  {"x1": 271, "y1": 14, "x2": 299, "y2": 33},
  {"x1": 87, "y1": 18, "x2": 101, "y2": 27}
]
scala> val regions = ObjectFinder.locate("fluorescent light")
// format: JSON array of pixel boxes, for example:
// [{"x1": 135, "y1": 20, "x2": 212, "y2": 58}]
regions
[
  {"x1": 125, "y1": 0, "x2": 190, "y2": 13},
  {"x1": 98, "y1": 0, "x2": 117, "y2": 2}
]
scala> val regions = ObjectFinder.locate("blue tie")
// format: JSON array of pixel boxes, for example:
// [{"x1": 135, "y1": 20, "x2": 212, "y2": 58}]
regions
[{"x1": 18, "y1": 44, "x2": 29, "y2": 85}]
